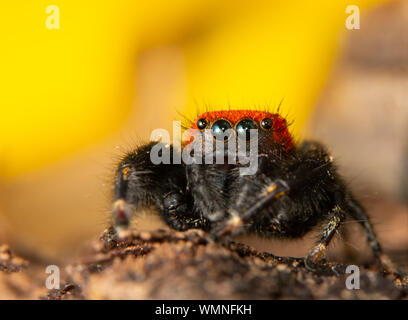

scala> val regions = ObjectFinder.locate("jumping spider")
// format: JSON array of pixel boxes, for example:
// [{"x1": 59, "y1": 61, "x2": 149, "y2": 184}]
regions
[{"x1": 112, "y1": 110, "x2": 402, "y2": 275}]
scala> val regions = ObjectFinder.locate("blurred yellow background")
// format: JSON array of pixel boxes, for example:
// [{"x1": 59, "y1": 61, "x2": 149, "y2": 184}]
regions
[{"x1": 0, "y1": 0, "x2": 389, "y2": 257}]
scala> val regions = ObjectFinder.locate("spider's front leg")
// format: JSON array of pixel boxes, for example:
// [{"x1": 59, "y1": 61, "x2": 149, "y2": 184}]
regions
[
  {"x1": 214, "y1": 142, "x2": 332, "y2": 238},
  {"x1": 214, "y1": 154, "x2": 347, "y2": 273},
  {"x1": 185, "y1": 160, "x2": 236, "y2": 223},
  {"x1": 305, "y1": 204, "x2": 345, "y2": 271},
  {"x1": 112, "y1": 142, "x2": 207, "y2": 231}
]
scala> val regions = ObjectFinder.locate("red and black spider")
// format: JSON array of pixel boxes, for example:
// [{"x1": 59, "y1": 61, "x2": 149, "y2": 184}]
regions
[{"x1": 111, "y1": 109, "x2": 401, "y2": 274}]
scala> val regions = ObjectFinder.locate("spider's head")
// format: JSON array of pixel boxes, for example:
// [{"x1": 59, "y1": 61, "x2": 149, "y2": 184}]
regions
[{"x1": 186, "y1": 110, "x2": 294, "y2": 155}]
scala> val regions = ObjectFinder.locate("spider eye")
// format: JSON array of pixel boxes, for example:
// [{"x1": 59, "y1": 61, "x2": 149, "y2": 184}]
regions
[
  {"x1": 212, "y1": 119, "x2": 232, "y2": 141},
  {"x1": 236, "y1": 119, "x2": 257, "y2": 141},
  {"x1": 197, "y1": 118, "x2": 208, "y2": 130},
  {"x1": 261, "y1": 117, "x2": 273, "y2": 130}
]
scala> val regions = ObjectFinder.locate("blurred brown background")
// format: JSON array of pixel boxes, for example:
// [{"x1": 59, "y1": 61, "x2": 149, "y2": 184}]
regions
[{"x1": 306, "y1": 0, "x2": 408, "y2": 265}]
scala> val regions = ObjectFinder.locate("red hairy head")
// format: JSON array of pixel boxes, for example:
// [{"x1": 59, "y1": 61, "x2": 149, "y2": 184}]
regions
[{"x1": 187, "y1": 110, "x2": 294, "y2": 151}]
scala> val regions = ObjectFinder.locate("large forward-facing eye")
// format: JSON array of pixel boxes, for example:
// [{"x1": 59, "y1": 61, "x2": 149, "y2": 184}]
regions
[
  {"x1": 261, "y1": 117, "x2": 273, "y2": 130},
  {"x1": 236, "y1": 119, "x2": 257, "y2": 141},
  {"x1": 196, "y1": 118, "x2": 208, "y2": 130},
  {"x1": 212, "y1": 119, "x2": 232, "y2": 141}
]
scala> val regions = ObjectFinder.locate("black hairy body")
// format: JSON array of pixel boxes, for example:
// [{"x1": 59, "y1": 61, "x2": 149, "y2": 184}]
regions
[{"x1": 112, "y1": 110, "x2": 402, "y2": 275}]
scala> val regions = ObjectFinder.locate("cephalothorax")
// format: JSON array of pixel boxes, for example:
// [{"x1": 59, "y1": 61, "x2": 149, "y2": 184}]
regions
[{"x1": 112, "y1": 109, "x2": 399, "y2": 274}]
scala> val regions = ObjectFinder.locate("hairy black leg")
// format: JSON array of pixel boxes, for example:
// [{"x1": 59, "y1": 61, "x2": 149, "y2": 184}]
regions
[
  {"x1": 346, "y1": 196, "x2": 407, "y2": 279},
  {"x1": 186, "y1": 162, "x2": 234, "y2": 222},
  {"x1": 305, "y1": 205, "x2": 345, "y2": 271},
  {"x1": 162, "y1": 188, "x2": 211, "y2": 231},
  {"x1": 215, "y1": 176, "x2": 290, "y2": 237},
  {"x1": 346, "y1": 197, "x2": 382, "y2": 256},
  {"x1": 215, "y1": 145, "x2": 333, "y2": 237},
  {"x1": 113, "y1": 142, "x2": 208, "y2": 230}
]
